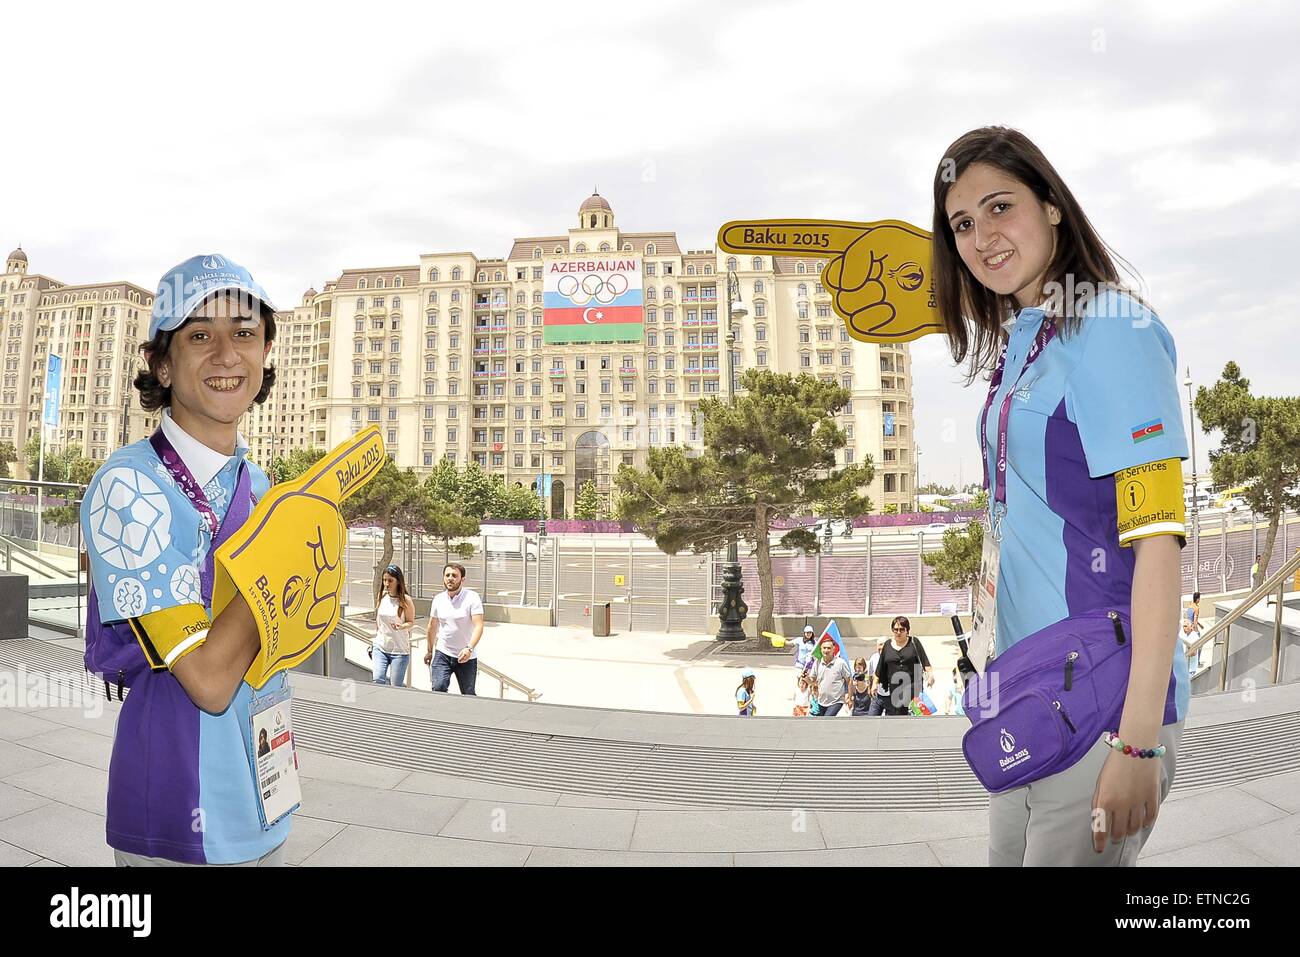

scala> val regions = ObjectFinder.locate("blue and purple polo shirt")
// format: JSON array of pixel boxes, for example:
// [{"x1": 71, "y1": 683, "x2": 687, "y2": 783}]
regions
[
  {"x1": 979, "y1": 288, "x2": 1191, "y2": 722},
  {"x1": 82, "y1": 411, "x2": 291, "y2": 863}
]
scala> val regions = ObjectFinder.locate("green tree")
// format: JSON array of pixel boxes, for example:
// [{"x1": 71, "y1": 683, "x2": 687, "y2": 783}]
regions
[
  {"x1": 919, "y1": 482, "x2": 956, "y2": 496},
  {"x1": 66, "y1": 450, "x2": 99, "y2": 487},
  {"x1": 574, "y1": 480, "x2": 601, "y2": 520},
  {"x1": 1195, "y1": 361, "x2": 1300, "y2": 578},
  {"x1": 424, "y1": 457, "x2": 460, "y2": 506},
  {"x1": 270, "y1": 447, "x2": 326, "y2": 485},
  {"x1": 21, "y1": 438, "x2": 97, "y2": 487},
  {"x1": 276, "y1": 449, "x2": 479, "y2": 598},
  {"x1": 43, "y1": 504, "x2": 80, "y2": 528},
  {"x1": 494, "y1": 481, "x2": 543, "y2": 520},
  {"x1": 455, "y1": 461, "x2": 501, "y2": 520},
  {"x1": 615, "y1": 370, "x2": 873, "y2": 637},
  {"x1": 922, "y1": 519, "x2": 985, "y2": 590},
  {"x1": 344, "y1": 458, "x2": 442, "y2": 600},
  {"x1": 0, "y1": 440, "x2": 15, "y2": 480}
]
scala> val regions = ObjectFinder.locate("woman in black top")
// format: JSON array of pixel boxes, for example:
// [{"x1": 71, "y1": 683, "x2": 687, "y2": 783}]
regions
[{"x1": 873, "y1": 616, "x2": 934, "y2": 715}]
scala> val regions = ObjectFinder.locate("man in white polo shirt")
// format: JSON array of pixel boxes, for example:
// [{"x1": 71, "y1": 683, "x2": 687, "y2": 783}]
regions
[{"x1": 424, "y1": 562, "x2": 485, "y2": 695}]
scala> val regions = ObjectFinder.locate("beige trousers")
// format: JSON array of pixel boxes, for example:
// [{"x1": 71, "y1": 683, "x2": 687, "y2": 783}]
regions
[
  {"x1": 988, "y1": 721, "x2": 1183, "y2": 866},
  {"x1": 113, "y1": 842, "x2": 286, "y2": 867}
]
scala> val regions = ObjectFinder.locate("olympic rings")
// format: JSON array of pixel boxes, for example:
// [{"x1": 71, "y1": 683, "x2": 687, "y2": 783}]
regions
[{"x1": 555, "y1": 272, "x2": 630, "y2": 305}]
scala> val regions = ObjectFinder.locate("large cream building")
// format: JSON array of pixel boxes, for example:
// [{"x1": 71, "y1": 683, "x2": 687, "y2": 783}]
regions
[
  {"x1": 1, "y1": 247, "x2": 158, "y2": 464},
  {"x1": 4, "y1": 194, "x2": 917, "y2": 512},
  {"x1": 1, "y1": 246, "x2": 307, "y2": 474},
  {"x1": 306, "y1": 193, "x2": 917, "y2": 515}
]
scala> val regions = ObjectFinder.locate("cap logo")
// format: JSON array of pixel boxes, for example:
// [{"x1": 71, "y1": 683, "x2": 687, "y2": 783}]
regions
[{"x1": 202, "y1": 254, "x2": 228, "y2": 270}]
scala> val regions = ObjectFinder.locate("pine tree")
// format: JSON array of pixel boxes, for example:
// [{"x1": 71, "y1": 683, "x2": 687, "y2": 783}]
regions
[
  {"x1": 1195, "y1": 362, "x2": 1300, "y2": 578},
  {"x1": 615, "y1": 369, "x2": 873, "y2": 636}
]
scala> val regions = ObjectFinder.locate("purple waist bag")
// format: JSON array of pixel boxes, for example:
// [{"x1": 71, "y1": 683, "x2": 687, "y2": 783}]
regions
[{"x1": 960, "y1": 608, "x2": 1178, "y2": 793}]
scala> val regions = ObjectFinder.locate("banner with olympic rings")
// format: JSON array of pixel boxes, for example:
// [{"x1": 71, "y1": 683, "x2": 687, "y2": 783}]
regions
[{"x1": 543, "y1": 257, "x2": 644, "y2": 343}]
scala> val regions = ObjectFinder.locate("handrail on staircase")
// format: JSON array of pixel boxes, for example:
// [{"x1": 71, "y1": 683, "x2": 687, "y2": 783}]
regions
[
  {"x1": 335, "y1": 615, "x2": 542, "y2": 702},
  {"x1": 1184, "y1": 547, "x2": 1300, "y2": 690}
]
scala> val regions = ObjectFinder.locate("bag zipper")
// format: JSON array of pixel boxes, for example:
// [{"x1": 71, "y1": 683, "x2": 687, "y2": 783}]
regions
[
  {"x1": 1064, "y1": 651, "x2": 1078, "y2": 691},
  {"x1": 1054, "y1": 699, "x2": 1077, "y2": 733},
  {"x1": 1109, "y1": 610, "x2": 1126, "y2": 645},
  {"x1": 116, "y1": 669, "x2": 125, "y2": 701}
]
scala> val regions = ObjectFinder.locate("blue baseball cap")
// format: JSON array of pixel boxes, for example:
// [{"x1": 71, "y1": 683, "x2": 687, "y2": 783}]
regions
[
  {"x1": 149, "y1": 253, "x2": 276, "y2": 339},
  {"x1": 740, "y1": 668, "x2": 756, "y2": 678}
]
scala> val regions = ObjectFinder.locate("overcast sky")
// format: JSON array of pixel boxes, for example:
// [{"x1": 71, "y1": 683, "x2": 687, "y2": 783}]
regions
[{"x1": 4, "y1": 0, "x2": 1296, "y2": 488}]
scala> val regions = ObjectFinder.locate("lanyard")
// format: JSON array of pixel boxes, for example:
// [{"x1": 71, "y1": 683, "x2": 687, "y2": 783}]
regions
[
  {"x1": 979, "y1": 316, "x2": 1057, "y2": 532},
  {"x1": 149, "y1": 429, "x2": 225, "y2": 539}
]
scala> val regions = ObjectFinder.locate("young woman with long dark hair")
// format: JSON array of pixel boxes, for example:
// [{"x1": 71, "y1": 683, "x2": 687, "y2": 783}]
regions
[
  {"x1": 933, "y1": 127, "x2": 1190, "y2": 866},
  {"x1": 373, "y1": 564, "x2": 416, "y2": 686}
]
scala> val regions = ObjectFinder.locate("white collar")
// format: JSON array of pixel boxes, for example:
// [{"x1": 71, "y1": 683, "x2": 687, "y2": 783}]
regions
[{"x1": 160, "y1": 408, "x2": 247, "y2": 488}]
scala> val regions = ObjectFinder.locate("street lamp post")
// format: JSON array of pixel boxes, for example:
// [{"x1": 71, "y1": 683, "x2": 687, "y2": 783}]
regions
[
  {"x1": 1184, "y1": 367, "x2": 1199, "y2": 592},
  {"x1": 538, "y1": 435, "x2": 548, "y2": 538},
  {"x1": 716, "y1": 270, "x2": 749, "y2": 641},
  {"x1": 915, "y1": 444, "x2": 922, "y2": 513}
]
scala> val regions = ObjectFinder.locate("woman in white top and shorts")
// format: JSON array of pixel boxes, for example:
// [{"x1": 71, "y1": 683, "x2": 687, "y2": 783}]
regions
[{"x1": 373, "y1": 564, "x2": 416, "y2": 686}]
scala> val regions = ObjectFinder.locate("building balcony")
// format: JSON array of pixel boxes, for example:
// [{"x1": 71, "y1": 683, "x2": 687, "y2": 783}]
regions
[
  {"x1": 549, "y1": 369, "x2": 567, "y2": 378},
  {"x1": 619, "y1": 366, "x2": 637, "y2": 375}
]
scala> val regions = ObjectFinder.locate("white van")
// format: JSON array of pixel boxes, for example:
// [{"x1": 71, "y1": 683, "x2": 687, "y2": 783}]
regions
[{"x1": 481, "y1": 524, "x2": 540, "y2": 561}]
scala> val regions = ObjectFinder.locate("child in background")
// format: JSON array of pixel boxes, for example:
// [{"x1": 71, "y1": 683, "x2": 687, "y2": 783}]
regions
[
  {"x1": 793, "y1": 672, "x2": 812, "y2": 717},
  {"x1": 850, "y1": 657, "x2": 873, "y2": 715},
  {"x1": 736, "y1": 669, "x2": 757, "y2": 717}
]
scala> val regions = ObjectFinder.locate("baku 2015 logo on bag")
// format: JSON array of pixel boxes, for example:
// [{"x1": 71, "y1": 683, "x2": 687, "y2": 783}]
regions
[{"x1": 998, "y1": 727, "x2": 1032, "y2": 771}]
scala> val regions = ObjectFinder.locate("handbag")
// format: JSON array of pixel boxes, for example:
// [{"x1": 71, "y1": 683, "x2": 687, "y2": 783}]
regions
[{"x1": 960, "y1": 608, "x2": 1178, "y2": 793}]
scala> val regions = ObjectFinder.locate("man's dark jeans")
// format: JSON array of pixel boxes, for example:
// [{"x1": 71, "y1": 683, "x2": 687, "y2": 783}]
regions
[{"x1": 430, "y1": 650, "x2": 478, "y2": 695}]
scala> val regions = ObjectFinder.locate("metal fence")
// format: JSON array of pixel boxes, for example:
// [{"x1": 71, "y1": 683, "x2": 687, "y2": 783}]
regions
[{"x1": 343, "y1": 508, "x2": 1300, "y2": 634}]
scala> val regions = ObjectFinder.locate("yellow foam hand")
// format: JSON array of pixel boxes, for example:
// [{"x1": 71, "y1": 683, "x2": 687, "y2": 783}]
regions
[
  {"x1": 213, "y1": 427, "x2": 386, "y2": 689},
  {"x1": 716, "y1": 219, "x2": 942, "y2": 343}
]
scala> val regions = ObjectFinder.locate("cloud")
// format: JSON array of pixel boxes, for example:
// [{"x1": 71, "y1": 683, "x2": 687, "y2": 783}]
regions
[{"x1": 2, "y1": 0, "x2": 1296, "y2": 485}]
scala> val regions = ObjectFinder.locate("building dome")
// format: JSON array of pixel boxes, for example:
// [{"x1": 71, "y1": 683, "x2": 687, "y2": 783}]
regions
[
  {"x1": 7, "y1": 246, "x2": 27, "y2": 264},
  {"x1": 578, "y1": 192, "x2": 614, "y2": 230},
  {"x1": 304, "y1": 287, "x2": 317, "y2": 298}
]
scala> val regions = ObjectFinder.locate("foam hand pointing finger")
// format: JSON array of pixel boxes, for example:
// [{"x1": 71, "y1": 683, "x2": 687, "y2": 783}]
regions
[
  {"x1": 717, "y1": 219, "x2": 941, "y2": 343},
  {"x1": 213, "y1": 427, "x2": 386, "y2": 689}
]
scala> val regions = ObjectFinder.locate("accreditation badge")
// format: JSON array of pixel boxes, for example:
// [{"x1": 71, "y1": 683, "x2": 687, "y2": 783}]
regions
[
  {"x1": 248, "y1": 686, "x2": 301, "y2": 829},
  {"x1": 967, "y1": 530, "x2": 1001, "y2": 675}
]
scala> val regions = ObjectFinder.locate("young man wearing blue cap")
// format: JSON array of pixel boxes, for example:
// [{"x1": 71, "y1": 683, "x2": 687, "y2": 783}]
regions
[{"x1": 82, "y1": 254, "x2": 300, "y2": 866}]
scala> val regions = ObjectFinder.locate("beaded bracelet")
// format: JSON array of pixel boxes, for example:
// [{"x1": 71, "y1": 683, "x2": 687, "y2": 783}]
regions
[{"x1": 1106, "y1": 732, "x2": 1166, "y2": 759}]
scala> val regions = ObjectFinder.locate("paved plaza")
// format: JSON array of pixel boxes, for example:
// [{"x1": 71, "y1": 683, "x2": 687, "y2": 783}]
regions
[{"x1": 1, "y1": 626, "x2": 1296, "y2": 867}]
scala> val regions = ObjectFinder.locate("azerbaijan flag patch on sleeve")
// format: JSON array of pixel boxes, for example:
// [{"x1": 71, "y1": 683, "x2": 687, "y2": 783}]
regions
[{"x1": 1131, "y1": 419, "x2": 1165, "y2": 444}]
